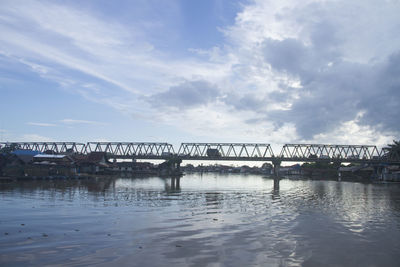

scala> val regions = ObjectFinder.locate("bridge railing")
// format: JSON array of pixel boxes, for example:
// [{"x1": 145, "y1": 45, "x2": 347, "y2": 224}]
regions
[
  {"x1": 279, "y1": 144, "x2": 382, "y2": 161},
  {"x1": 177, "y1": 143, "x2": 274, "y2": 159}
]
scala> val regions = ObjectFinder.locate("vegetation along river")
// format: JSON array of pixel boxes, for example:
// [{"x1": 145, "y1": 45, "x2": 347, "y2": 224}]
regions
[{"x1": 1, "y1": 173, "x2": 400, "y2": 266}]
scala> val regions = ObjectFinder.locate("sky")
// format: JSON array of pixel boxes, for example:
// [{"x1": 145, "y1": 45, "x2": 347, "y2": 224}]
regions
[{"x1": 0, "y1": 0, "x2": 399, "y2": 150}]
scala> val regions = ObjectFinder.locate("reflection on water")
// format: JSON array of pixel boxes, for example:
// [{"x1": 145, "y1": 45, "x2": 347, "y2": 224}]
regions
[{"x1": 1, "y1": 174, "x2": 400, "y2": 266}]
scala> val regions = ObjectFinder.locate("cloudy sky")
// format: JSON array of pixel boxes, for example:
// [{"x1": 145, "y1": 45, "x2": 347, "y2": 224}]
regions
[{"x1": 0, "y1": 0, "x2": 399, "y2": 149}]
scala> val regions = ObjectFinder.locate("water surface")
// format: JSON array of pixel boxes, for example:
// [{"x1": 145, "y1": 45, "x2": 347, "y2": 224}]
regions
[{"x1": 1, "y1": 174, "x2": 400, "y2": 266}]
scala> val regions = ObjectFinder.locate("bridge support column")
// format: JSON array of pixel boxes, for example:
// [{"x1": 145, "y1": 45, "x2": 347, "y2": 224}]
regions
[
  {"x1": 335, "y1": 161, "x2": 342, "y2": 181},
  {"x1": 373, "y1": 165, "x2": 384, "y2": 180},
  {"x1": 273, "y1": 177, "x2": 280, "y2": 191},
  {"x1": 272, "y1": 158, "x2": 282, "y2": 178},
  {"x1": 170, "y1": 177, "x2": 181, "y2": 191},
  {"x1": 160, "y1": 157, "x2": 182, "y2": 176},
  {"x1": 171, "y1": 177, "x2": 176, "y2": 189}
]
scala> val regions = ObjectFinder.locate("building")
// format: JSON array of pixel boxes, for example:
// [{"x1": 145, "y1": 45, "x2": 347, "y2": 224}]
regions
[{"x1": 73, "y1": 152, "x2": 109, "y2": 174}]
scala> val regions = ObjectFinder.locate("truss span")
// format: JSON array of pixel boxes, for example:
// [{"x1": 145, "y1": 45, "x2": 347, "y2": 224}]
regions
[
  {"x1": 1, "y1": 142, "x2": 399, "y2": 163},
  {"x1": 280, "y1": 144, "x2": 382, "y2": 161},
  {"x1": 0, "y1": 142, "x2": 86, "y2": 153},
  {"x1": 84, "y1": 142, "x2": 175, "y2": 157},
  {"x1": 0, "y1": 142, "x2": 175, "y2": 158},
  {"x1": 177, "y1": 143, "x2": 274, "y2": 160}
]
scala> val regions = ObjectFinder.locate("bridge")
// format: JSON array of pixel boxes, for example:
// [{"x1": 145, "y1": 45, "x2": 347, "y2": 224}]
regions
[{"x1": 1, "y1": 142, "x2": 399, "y2": 164}]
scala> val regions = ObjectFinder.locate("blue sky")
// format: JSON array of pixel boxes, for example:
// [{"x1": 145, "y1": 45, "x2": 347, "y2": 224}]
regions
[{"x1": 0, "y1": 0, "x2": 399, "y2": 149}]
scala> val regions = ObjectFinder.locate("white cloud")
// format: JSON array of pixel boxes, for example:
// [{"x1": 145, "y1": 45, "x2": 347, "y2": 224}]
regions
[
  {"x1": 214, "y1": 0, "x2": 400, "y2": 145},
  {"x1": 0, "y1": 0, "x2": 399, "y2": 146},
  {"x1": 0, "y1": 0, "x2": 230, "y2": 95},
  {"x1": 60, "y1": 119, "x2": 107, "y2": 126},
  {"x1": 27, "y1": 122, "x2": 57, "y2": 127},
  {"x1": 311, "y1": 120, "x2": 394, "y2": 149}
]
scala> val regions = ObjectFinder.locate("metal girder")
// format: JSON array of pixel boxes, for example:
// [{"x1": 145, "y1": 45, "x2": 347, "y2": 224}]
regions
[
  {"x1": 177, "y1": 143, "x2": 274, "y2": 159},
  {"x1": 0, "y1": 142, "x2": 86, "y2": 153},
  {"x1": 1, "y1": 142, "x2": 399, "y2": 163},
  {"x1": 280, "y1": 144, "x2": 381, "y2": 161},
  {"x1": 84, "y1": 142, "x2": 175, "y2": 157}
]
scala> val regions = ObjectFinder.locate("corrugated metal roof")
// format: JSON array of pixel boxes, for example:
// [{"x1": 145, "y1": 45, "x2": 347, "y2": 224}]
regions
[{"x1": 33, "y1": 154, "x2": 67, "y2": 159}]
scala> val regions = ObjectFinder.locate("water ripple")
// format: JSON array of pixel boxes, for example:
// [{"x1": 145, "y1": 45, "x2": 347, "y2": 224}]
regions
[{"x1": 1, "y1": 174, "x2": 400, "y2": 266}]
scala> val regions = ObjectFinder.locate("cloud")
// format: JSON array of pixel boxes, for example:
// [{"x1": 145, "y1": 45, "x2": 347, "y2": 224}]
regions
[
  {"x1": 357, "y1": 52, "x2": 400, "y2": 133},
  {"x1": 0, "y1": 0, "x2": 399, "y2": 146},
  {"x1": 27, "y1": 122, "x2": 57, "y2": 127},
  {"x1": 60, "y1": 119, "x2": 107, "y2": 126},
  {"x1": 259, "y1": 30, "x2": 400, "y2": 139},
  {"x1": 222, "y1": 93, "x2": 267, "y2": 112},
  {"x1": 147, "y1": 80, "x2": 221, "y2": 110},
  {"x1": 0, "y1": 0, "x2": 164, "y2": 94},
  {"x1": 219, "y1": 0, "x2": 400, "y2": 142}
]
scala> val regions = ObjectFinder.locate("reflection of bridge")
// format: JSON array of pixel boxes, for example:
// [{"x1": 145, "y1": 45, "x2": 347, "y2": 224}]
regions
[{"x1": 1, "y1": 142, "x2": 399, "y2": 164}]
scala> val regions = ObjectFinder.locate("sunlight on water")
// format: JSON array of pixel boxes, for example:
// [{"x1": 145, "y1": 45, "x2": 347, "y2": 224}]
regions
[{"x1": 1, "y1": 173, "x2": 400, "y2": 266}]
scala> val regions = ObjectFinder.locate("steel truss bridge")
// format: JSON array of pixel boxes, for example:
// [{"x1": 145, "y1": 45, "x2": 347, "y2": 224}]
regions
[{"x1": 1, "y1": 142, "x2": 399, "y2": 164}]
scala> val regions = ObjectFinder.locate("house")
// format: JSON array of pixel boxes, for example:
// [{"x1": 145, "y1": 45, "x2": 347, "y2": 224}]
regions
[
  {"x1": 112, "y1": 161, "x2": 156, "y2": 174},
  {"x1": 29, "y1": 154, "x2": 76, "y2": 177},
  {"x1": 33, "y1": 154, "x2": 74, "y2": 164},
  {"x1": 87, "y1": 152, "x2": 108, "y2": 164},
  {"x1": 73, "y1": 152, "x2": 109, "y2": 174}
]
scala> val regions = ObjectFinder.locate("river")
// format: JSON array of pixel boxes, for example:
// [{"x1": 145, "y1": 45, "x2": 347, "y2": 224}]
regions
[{"x1": 1, "y1": 173, "x2": 400, "y2": 266}]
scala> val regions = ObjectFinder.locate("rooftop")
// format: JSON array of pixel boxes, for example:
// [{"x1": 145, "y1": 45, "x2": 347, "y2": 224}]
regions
[{"x1": 34, "y1": 154, "x2": 68, "y2": 159}]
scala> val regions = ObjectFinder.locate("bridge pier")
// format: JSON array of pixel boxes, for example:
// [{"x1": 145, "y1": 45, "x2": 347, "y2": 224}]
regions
[
  {"x1": 271, "y1": 158, "x2": 282, "y2": 178},
  {"x1": 373, "y1": 165, "x2": 386, "y2": 180},
  {"x1": 273, "y1": 177, "x2": 280, "y2": 191},
  {"x1": 335, "y1": 161, "x2": 342, "y2": 181},
  {"x1": 159, "y1": 157, "x2": 182, "y2": 176},
  {"x1": 170, "y1": 176, "x2": 181, "y2": 190},
  {"x1": 165, "y1": 177, "x2": 181, "y2": 192}
]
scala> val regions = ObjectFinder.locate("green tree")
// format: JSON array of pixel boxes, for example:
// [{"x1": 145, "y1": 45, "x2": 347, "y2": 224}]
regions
[
  {"x1": 384, "y1": 140, "x2": 400, "y2": 161},
  {"x1": 0, "y1": 143, "x2": 18, "y2": 154}
]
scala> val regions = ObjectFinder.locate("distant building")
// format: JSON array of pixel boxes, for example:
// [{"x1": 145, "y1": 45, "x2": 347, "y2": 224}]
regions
[
  {"x1": 27, "y1": 154, "x2": 76, "y2": 177},
  {"x1": 111, "y1": 161, "x2": 156, "y2": 174},
  {"x1": 86, "y1": 152, "x2": 108, "y2": 164},
  {"x1": 73, "y1": 152, "x2": 108, "y2": 174},
  {"x1": 33, "y1": 154, "x2": 74, "y2": 164}
]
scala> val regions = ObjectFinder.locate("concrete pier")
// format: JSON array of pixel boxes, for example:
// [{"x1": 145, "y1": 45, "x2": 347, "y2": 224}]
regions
[{"x1": 272, "y1": 158, "x2": 282, "y2": 178}]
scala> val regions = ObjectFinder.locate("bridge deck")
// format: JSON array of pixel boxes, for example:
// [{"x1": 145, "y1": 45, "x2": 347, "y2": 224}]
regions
[{"x1": 1, "y1": 142, "x2": 399, "y2": 164}]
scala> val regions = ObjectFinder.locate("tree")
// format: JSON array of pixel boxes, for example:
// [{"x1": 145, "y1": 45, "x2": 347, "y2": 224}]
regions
[
  {"x1": 0, "y1": 143, "x2": 18, "y2": 154},
  {"x1": 384, "y1": 140, "x2": 400, "y2": 161}
]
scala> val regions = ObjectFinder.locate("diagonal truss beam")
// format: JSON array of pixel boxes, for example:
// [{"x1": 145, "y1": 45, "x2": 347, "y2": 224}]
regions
[
  {"x1": 279, "y1": 144, "x2": 383, "y2": 161},
  {"x1": 1, "y1": 142, "x2": 399, "y2": 163},
  {"x1": 177, "y1": 143, "x2": 274, "y2": 159}
]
